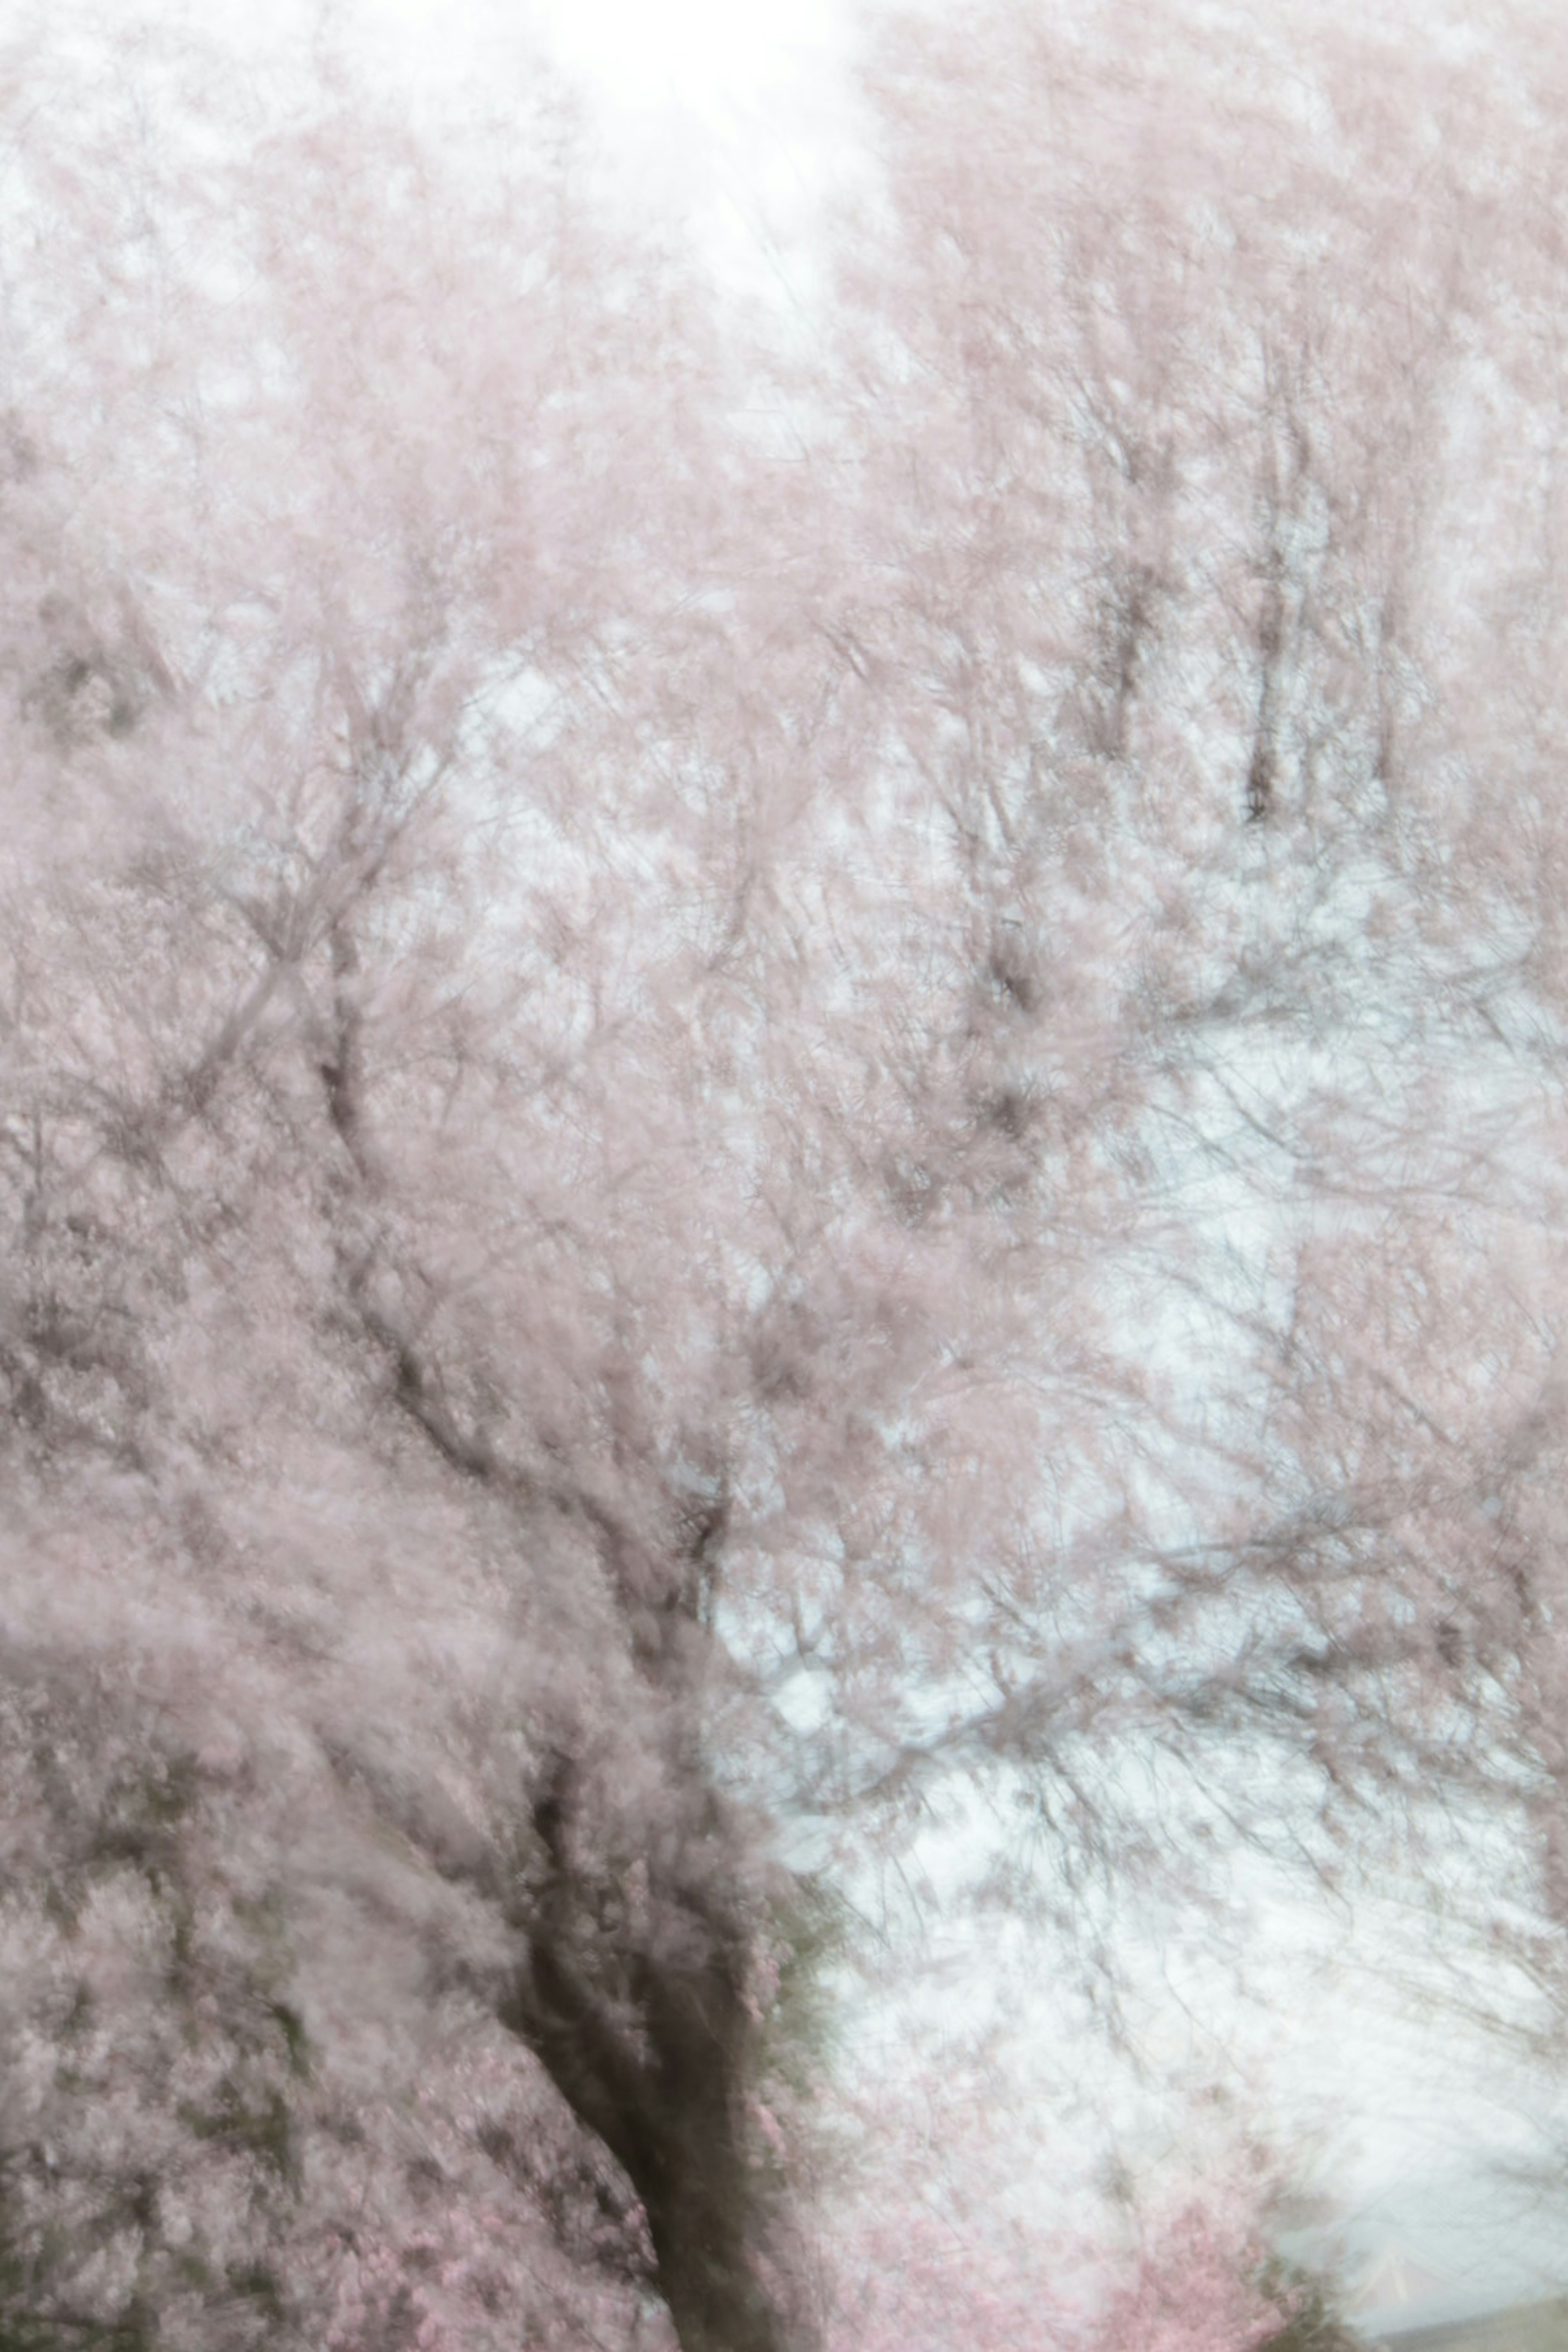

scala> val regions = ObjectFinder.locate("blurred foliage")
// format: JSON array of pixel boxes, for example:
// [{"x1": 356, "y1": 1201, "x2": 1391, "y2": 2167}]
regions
[{"x1": 1254, "y1": 2259, "x2": 1362, "y2": 2352}]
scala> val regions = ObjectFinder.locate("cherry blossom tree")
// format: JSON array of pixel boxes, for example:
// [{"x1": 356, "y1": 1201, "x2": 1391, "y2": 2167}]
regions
[
  {"x1": 3, "y1": 4, "x2": 1568, "y2": 2351},
  {"x1": 787, "y1": 0, "x2": 1568, "y2": 2321},
  {"x1": 812, "y1": 2027, "x2": 1356, "y2": 2352},
  {"x1": 0, "y1": 27, "x2": 802, "y2": 2352},
  {"x1": 827, "y1": 0, "x2": 1568, "y2": 1957}
]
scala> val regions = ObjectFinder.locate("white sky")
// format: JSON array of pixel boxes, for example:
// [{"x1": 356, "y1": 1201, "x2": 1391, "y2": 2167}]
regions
[
  {"x1": 199, "y1": 0, "x2": 851, "y2": 105},
  {"x1": 472, "y1": 0, "x2": 869, "y2": 304},
  {"x1": 519, "y1": 0, "x2": 848, "y2": 122},
  {"x1": 154, "y1": 0, "x2": 869, "y2": 320},
  {"x1": 254, "y1": 0, "x2": 869, "y2": 290}
]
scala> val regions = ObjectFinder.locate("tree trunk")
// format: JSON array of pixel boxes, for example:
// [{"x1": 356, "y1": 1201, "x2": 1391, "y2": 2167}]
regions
[{"x1": 504, "y1": 1759, "x2": 809, "y2": 2352}]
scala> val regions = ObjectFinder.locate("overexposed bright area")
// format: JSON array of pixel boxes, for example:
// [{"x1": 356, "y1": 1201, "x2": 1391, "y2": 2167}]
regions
[{"x1": 98, "y1": 0, "x2": 867, "y2": 296}]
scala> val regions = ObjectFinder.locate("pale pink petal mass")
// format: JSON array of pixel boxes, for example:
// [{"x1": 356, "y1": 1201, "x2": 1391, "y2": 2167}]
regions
[{"x1": 0, "y1": 2, "x2": 1563, "y2": 2348}]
